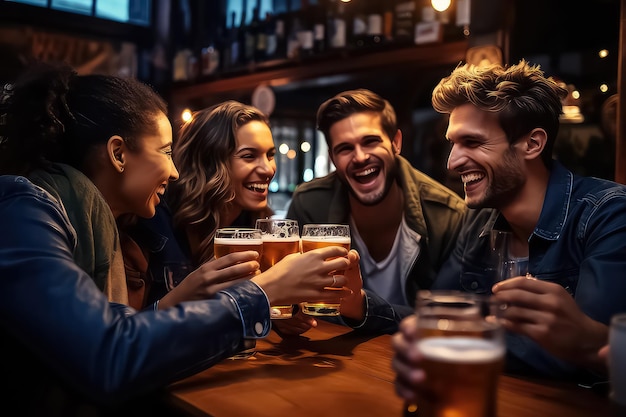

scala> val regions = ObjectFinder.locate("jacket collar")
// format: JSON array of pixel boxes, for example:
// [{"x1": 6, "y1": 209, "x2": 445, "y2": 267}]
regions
[{"x1": 478, "y1": 160, "x2": 573, "y2": 241}]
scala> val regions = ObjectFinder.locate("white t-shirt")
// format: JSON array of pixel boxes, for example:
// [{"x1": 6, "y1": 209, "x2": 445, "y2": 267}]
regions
[{"x1": 350, "y1": 215, "x2": 421, "y2": 306}]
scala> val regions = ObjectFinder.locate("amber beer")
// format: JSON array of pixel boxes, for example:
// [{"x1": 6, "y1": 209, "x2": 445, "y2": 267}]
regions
[
  {"x1": 410, "y1": 291, "x2": 505, "y2": 417},
  {"x1": 255, "y1": 219, "x2": 300, "y2": 319},
  {"x1": 259, "y1": 236, "x2": 300, "y2": 318},
  {"x1": 415, "y1": 336, "x2": 504, "y2": 417},
  {"x1": 214, "y1": 238, "x2": 263, "y2": 258},
  {"x1": 259, "y1": 237, "x2": 300, "y2": 270},
  {"x1": 300, "y1": 232, "x2": 351, "y2": 316}
]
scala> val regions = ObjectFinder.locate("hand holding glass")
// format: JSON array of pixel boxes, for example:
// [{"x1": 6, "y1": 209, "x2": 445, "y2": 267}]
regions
[
  {"x1": 300, "y1": 224, "x2": 350, "y2": 316},
  {"x1": 411, "y1": 290, "x2": 505, "y2": 417},
  {"x1": 214, "y1": 227, "x2": 263, "y2": 358},
  {"x1": 255, "y1": 218, "x2": 300, "y2": 319}
]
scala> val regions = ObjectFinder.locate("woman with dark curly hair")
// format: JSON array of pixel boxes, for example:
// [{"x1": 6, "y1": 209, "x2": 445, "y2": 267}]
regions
[{"x1": 0, "y1": 63, "x2": 352, "y2": 416}]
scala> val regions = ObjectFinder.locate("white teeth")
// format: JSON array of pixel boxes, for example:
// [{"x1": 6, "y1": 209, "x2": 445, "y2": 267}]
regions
[
  {"x1": 355, "y1": 168, "x2": 377, "y2": 177},
  {"x1": 246, "y1": 183, "x2": 268, "y2": 192},
  {"x1": 461, "y1": 173, "x2": 485, "y2": 184}
]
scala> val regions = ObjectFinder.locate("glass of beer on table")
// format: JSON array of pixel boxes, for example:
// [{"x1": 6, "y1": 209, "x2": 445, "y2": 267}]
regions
[
  {"x1": 410, "y1": 290, "x2": 505, "y2": 417},
  {"x1": 300, "y1": 223, "x2": 350, "y2": 317},
  {"x1": 255, "y1": 218, "x2": 300, "y2": 319},
  {"x1": 214, "y1": 227, "x2": 263, "y2": 359}
]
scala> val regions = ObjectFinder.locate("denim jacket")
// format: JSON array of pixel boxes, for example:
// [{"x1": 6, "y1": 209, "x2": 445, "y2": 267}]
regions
[
  {"x1": 434, "y1": 161, "x2": 626, "y2": 381},
  {"x1": 0, "y1": 176, "x2": 271, "y2": 416}
]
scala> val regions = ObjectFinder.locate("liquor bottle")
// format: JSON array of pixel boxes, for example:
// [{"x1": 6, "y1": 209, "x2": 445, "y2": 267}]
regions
[
  {"x1": 200, "y1": 35, "x2": 220, "y2": 77},
  {"x1": 274, "y1": 11, "x2": 287, "y2": 59},
  {"x1": 255, "y1": 10, "x2": 269, "y2": 62},
  {"x1": 297, "y1": 0, "x2": 315, "y2": 57},
  {"x1": 395, "y1": 0, "x2": 417, "y2": 45},
  {"x1": 264, "y1": 12, "x2": 278, "y2": 60},
  {"x1": 383, "y1": 1, "x2": 395, "y2": 44},
  {"x1": 350, "y1": 0, "x2": 367, "y2": 49},
  {"x1": 365, "y1": 1, "x2": 384, "y2": 48},
  {"x1": 326, "y1": 0, "x2": 347, "y2": 51},
  {"x1": 244, "y1": 6, "x2": 260, "y2": 64},
  {"x1": 312, "y1": 0, "x2": 326, "y2": 55}
]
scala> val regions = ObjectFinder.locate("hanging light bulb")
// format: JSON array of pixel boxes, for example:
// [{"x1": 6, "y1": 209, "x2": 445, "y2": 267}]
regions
[{"x1": 431, "y1": 0, "x2": 451, "y2": 12}]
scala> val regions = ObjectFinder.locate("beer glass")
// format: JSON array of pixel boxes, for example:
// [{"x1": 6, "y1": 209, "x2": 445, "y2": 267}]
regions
[
  {"x1": 410, "y1": 290, "x2": 505, "y2": 417},
  {"x1": 214, "y1": 227, "x2": 263, "y2": 359},
  {"x1": 300, "y1": 223, "x2": 350, "y2": 316},
  {"x1": 609, "y1": 313, "x2": 626, "y2": 407},
  {"x1": 255, "y1": 218, "x2": 300, "y2": 319},
  {"x1": 490, "y1": 230, "x2": 528, "y2": 282}
]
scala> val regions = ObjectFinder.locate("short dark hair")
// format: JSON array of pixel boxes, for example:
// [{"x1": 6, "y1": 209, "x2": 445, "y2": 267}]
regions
[{"x1": 316, "y1": 89, "x2": 397, "y2": 146}]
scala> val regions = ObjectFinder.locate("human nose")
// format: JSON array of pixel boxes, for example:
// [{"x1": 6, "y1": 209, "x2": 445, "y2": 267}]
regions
[
  {"x1": 352, "y1": 145, "x2": 369, "y2": 163},
  {"x1": 169, "y1": 159, "x2": 180, "y2": 181},
  {"x1": 258, "y1": 156, "x2": 276, "y2": 178},
  {"x1": 446, "y1": 143, "x2": 463, "y2": 172}
]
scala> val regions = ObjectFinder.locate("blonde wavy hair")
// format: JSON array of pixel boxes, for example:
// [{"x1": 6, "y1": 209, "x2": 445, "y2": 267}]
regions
[{"x1": 167, "y1": 100, "x2": 271, "y2": 264}]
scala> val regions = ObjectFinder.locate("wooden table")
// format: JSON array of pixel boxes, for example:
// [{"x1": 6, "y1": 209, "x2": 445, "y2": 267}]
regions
[{"x1": 168, "y1": 321, "x2": 620, "y2": 417}]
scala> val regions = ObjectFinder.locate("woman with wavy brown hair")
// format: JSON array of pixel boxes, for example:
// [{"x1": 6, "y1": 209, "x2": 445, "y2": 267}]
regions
[{"x1": 126, "y1": 100, "x2": 279, "y2": 309}]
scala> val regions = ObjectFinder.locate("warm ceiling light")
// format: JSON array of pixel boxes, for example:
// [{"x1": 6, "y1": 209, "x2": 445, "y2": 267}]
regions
[
  {"x1": 181, "y1": 108, "x2": 192, "y2": 122},
  {"x1": 599, "y1": 49, "x2": 609, "y2": 59},
  {"x1": 431, "y1": 0, "x2": 451, "y2": 12},
  {"x1": 600, "y1": 84, "x2": 609, "y2": 93}
]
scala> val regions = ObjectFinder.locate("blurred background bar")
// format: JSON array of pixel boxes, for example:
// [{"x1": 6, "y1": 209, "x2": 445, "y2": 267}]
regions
[{"x1": 1, "y1": 0, "x2": 623, "y2": 210}]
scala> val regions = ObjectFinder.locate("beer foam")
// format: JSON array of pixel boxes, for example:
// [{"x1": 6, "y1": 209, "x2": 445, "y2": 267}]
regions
[
  {"x1": 417, "y1": 337, "x2": 504, "y2": 363},
  {"x1": 260, "y1": 236, "x2": 300, "y2": 242},
  {"x1": 214, "y1": 238, "x2": 262, "y2": 245},
  {"x1": 301, "y1": 236, "x2": 351, "y2": 244}
]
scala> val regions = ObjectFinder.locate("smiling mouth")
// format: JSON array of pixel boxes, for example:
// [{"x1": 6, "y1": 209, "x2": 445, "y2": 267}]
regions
[
  {"x1": 246, "y1": 183, "x2": 268, "y2": 193},
  {"x1": 461, "y1": 172, "x2": 485, "y2": 185},
  {"x1": 353, "y1": 167, "x2": 380, "y2": 184}
]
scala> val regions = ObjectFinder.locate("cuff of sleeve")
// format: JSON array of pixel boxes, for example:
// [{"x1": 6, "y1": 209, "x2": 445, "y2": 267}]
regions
[{"x1": 219, "y1": 281, "x2": 271, "y2": 339}]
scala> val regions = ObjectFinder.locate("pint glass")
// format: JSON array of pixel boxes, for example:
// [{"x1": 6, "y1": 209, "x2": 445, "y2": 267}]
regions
[
  {"x1": 214, "y1": 227, "x2": 263, "y2": 358},
  {"x1": 411, "y1": 290, "x2": 505, "y2": 417},
  {"x1": 255, "y1": 218, "x2": 300, "y2": 319},
  {"x1": 300, "y1": 224, "x2": 350, "y2": 316}
]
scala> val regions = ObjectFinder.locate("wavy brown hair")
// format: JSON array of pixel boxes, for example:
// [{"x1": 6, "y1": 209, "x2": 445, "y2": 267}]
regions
[
  {"x1": 431, "y1": 59, "x2": 567, "y2": 167},
  {"x1": 167, "y1": 100, "x2": 271, "y2": 264}
]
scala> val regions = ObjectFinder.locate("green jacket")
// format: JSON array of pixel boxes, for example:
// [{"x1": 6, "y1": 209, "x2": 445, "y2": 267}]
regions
[{"x1": 287, "y1": 155, "x2": 466, "y2": 333}]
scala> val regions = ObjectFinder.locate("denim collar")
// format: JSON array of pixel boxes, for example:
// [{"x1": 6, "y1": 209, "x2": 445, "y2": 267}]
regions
[{"x1": 477, "y1": 160, "x2": 572, "y2": 242}]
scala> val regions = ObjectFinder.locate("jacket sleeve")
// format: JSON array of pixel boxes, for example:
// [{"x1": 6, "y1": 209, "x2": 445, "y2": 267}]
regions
[
  {"x1": 0, "y1": 176, "x2": 270, "y2": 406},
  {"x1": 334, "y1": 289, "x2": 414, "y2": 334}
]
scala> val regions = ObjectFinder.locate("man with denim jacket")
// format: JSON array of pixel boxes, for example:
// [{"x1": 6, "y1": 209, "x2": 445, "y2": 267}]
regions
[{"x1": 392, "y1": 60, "x2": 626, "y2": 396}]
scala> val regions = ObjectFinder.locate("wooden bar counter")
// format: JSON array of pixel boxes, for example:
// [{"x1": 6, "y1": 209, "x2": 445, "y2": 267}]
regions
[{"x1": 168, "y1": 320, "x2": 619, "y2": 417}]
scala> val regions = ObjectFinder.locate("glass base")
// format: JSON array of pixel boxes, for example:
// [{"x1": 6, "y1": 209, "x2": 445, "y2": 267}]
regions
[
  {"x1": 270, "y1": 305, "x2": 294, "y2": 319},
  {"x1": 229, "y1": 339, "x2": 257, "y2": 360},
  {"x1": 301, "y1": 302, "x2": 340, "y2": 316}
]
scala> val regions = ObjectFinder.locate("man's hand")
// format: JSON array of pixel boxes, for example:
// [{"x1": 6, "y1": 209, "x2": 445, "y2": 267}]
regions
[{"x1": 391, "y1": 315, "x2": 425, "y2": 403}]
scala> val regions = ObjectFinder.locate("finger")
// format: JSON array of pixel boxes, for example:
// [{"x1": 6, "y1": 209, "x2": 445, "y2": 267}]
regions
[
  {"x1": 210, "y1": 250, "x2": 260, "y2": 267},
  {"x1": 493, "y1": 288, "x2": 561, "y2": 311},
  {"x1": 310, "y1": 246, "x2": 349, "y2": 259},
  {"x1": 492, "y1": 275, "x2": 561, "y2": 294}
]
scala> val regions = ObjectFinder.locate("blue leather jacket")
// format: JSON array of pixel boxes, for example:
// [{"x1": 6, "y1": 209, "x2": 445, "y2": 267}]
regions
[
  {"x1": 434, "y1": 161, "x2": 626, "y2": 382},
  {"x1": 0, "y1": 176, "x2": 271, "y2": 415}
]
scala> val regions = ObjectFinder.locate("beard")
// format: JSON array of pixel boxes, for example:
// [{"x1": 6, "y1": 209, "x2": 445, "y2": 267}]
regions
[
  {"x1": 470, "y1": 147, "x2": 525, "y2": 209},
  {"x1": 341, "y1": 161, "x2": 399, "y2": 207}
]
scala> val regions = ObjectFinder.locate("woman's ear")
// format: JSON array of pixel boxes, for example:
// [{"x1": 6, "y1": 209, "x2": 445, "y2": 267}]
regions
[{"x1": 107, "y1": 135, "x2": 126, "y2": 173}]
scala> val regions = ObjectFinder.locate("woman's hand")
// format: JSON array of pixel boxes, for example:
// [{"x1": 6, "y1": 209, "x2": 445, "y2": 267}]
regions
[
  {"x1": 252, "y1": 246, "x2": 352, "y2": 307},
  {"x1": 158, "y1": 251, "x2": 260, "y2": 309}
]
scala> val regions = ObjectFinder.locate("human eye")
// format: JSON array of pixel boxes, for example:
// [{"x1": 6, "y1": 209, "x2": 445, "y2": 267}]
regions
[{"x1": 267, "y1": 150, "x2": 276, "y2": 160}]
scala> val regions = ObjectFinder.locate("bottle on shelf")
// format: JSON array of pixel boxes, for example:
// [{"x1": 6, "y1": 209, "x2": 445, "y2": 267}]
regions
[
  {"x1": 263, "y1": 12, "x2": 278, "y2": 61},
  {"x1": 255, "y1": 10, "x2": 269, "y2": 62},
  {"x1": 312, "y1": 0, "x2": 326, "y2": 55},
  {"x1": 244, "y1": 6, "x2": 260, "y2": 64},
  {"x1": 297, "y1": 0, "x2": 315, "y2": 58},
  {"x1": 350, "y1": 0, "x2": 368, "y2": 50},
  {"x1": 394, "y1": 0, "x2": 417, "y2": 45},
  {"x1": 224, "y1": 11, "x2": 240, "y2": 70},
  {"x1": 365, "y1": 1, "x2": 384, "y2": 49},
  {"x1": 326, "y1": 0, "x2": 347, "y2": 51}
]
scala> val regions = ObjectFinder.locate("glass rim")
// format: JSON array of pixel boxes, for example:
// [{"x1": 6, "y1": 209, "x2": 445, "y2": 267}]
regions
[{"x1": 611, "y1": 312, "x2": 626, "y2": 328}]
